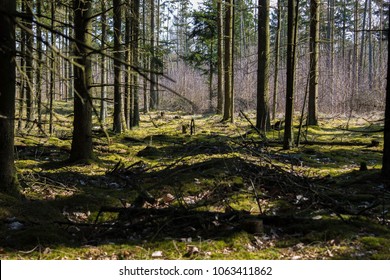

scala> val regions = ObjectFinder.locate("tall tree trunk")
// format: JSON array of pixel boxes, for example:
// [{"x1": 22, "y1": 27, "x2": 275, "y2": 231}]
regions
[
  {"x1": 113, "y1": 0, "x2": 123, "y2": 133},
  {"x1": 25, "y1": 0, "x2": 34, "y2": 127},
  {"x1": 49, "y1": 1, "x2": 56, "y2": 135},
  {"x1": 272, "y1": 0, "x2": 281, "y2": 121},
  {"x1": 100, "y1": 0, "x2": 107, "y2": 124},
  {"x1": 36, "y1": 0, "x2": 43, "y2": 128},
  {"x1": 283, "y1": 0, "x2": 298, "y2": 149},
  {"x1": 70, "y1": 0, "x2": 94, "y2": 162},
  {"x1": 142, "y1": 0, "x2": 149, "y2": 113},
  {"x1": 131, "y1": 0, "x2": 140, "y2": 127},
  {"x1": 209, "y1": 41, "x2": 214, "y2": 111},
  {"x1": 382, "y1": 7, "x2": 390, "y2": 178},
  {"x1": 18, "y1": 0, "x2": 26, "y2": 131},
  {"x1": 222, "y1": 0, "x2": 234, "y2": 123},
  {"x1": 256, "y1": 0, "x2": 271, "y2": 131},
  {"x1": 217, "y1": 0, "x2": 224, "y2": 114},
  {"x1": 359, "y1": 0, "x2": 368, "y2": 75},
  {"x1": 0, "y1": 0, "x2": 18, "y2": 194},
  {"x1": 124, "y1": 6, "x2": 131, "y2": 129},
  {"x1": 68, "y1": 7, "x2": 74, "y2": 101},
  {"x1": 149, "y1": 0, "x2": 158, "y2": 110},
  {"x1": 367, "y1": 0, "x2": 373, "y2": 88},
  {"x1": 327, "y1": 0, "x2": 334, "y2": 111},
  {"x1": 378, "y1": 0, "x2": 383, "y2": 72},
  {"x1": 351, "y1": 0, "x2": 359, "y2": 115},
  {"x1": 308, "y1": 0, "x2": 319, "y2": 126}
]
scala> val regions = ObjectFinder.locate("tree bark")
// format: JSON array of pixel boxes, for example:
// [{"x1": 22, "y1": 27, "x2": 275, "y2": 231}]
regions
[
  {"x1": 217, "y1": 0, "x2": 224, "y2": 114},
  {"x1": 49, "y1": 1, "x2": 56, "y2": 135},
  {"x1": 283, "y1": 0, "x2": 297, "y2": 149},
  {"x1": 0, "y1": 0, "x2": 18, "y2": 194},
  {"x1": 149, "y1": 0, "x2": 158, "y2": 110},
  {"x1": 256, "y1": 0, "x2": 271, "y2": 131},
  {"x1": 113, "y1": 0, "x2": 123, "y2": 133},
  {"x1": 124, "y1": 6, "x2": 131, "y2": 129},
  {"x1": 308, "y1": 0, "x2": 319, "y2": 126},
  {"x1": 382, "y1": 7, "x2": 390, "y2": 178},
  {"x1": 100, "y1": 0, "x2": 107, "y2": 124},
  {"x1": 131, "y1": 0, "x2": 140, "y2": 127},
  {"x1": 222, "y1": 0, "x2": 234, "y2": 123},
  {"x1": 24, "y1": 0, "x2": 34, "y2": 127},
  {"x1": 36, "y1": 0, "x2": 43, "y2": 128},
  {"x1": 70, "y1": 0, "x2": 94, "y2": 162},
  {"x1": 272, "y1": 0, "x2": 281, "y2": 121}
]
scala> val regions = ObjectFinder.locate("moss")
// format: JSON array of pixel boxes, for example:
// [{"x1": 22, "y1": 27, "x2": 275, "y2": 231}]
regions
[
  {"x1": 3, "y1": 113, "x2": 389, "y2": 259},
  {"x1": 360, "y1": 236, "x2": 390, "y2": 250}
]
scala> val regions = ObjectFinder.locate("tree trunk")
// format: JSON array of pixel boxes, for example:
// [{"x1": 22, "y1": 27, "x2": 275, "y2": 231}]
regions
[
  {"x1": 308, "y1": 0, "x2": 319, "y2": 126},
  {"x1": 256, "y1": 0, "x2": 271, "y2": 131},
  {"x1": 36, "y1": 0, "x2": 43, "y2": 128},
  {"x1": 100, "y1": 0, "x2": 107, "y2": 124},
  {"x1": 217, "y1": 0, "x2": 224, "y2": 114},
  {"x1": 131, "y1": 0, "x2": 140, "y2": 127},
  {"x1": 382, "y1": 7, "x2": 390, "y2": 178},
  {"x1": 124, "y1": 6, "x2": 131, "y2": 130},
  {"x1": 367, "y1": 0, "x2": 373, "y2": 88},
  {"x1": 0, "y1": 0, "x2": 18, "y2": 194},
  {"x1": 272, "y1": 0, "x2": 281, "y2": 121},
  {"x1": 283, "y1": 0, "x2": 297, "y2": 149},
  {"x1": 142, "y1": 0, "x2": 149, "y2": 113},
  {"x1": 222, "y1": 0, "x2": 234, "y2": 123},
  {"x1": 209, "y1": 41, "x2": 214, "y2": 112},
  {"x1": 113, "y1": 0, "x2": 123, "y2": 133},
  {"x1": 49, "y1": 1, "x2": 56, "y2": 135},
  {"x1": 149, "y1": 0, "x2": 158, "y2": 110},
  {"x1": 25, "y1": 0, "x2": 34, "y2": 127},
  {"x1": 70, "y1": 0, "x2": 94, "y2": 162}
]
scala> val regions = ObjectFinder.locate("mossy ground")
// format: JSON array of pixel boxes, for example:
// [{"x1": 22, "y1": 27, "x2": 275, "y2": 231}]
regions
[{"x1": 1, "y1": 105, "x2": 389, "y2": 259}]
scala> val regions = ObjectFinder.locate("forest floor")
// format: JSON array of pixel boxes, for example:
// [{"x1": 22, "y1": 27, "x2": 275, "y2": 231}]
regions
[{"x1": 1, "y1": 103, "x2": 390, "y2": 259}]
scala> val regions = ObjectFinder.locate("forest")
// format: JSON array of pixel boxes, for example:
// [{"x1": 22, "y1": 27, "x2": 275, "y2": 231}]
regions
[{"x1": 0, "y1": 0, "x2": 389, "y2": 259}]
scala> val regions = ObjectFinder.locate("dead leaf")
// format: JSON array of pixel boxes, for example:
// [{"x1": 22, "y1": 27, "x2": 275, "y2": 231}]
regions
[
  {"x1": 162, "y1": 193, "x2": 175, "y2": 203},
  {"x1": 245, "y1": 243, "x2": 256, "y2": 252},
  {"x1": 43, "y1": 247, "x2": 51, "y2": 255},
  {"x1": 185, "y1": 245, "x2": 199, "y2": 257},
  {"x1": 152, "y1": 251, "x2": 163, "y2": 258},
  {"x1": 326, "y1": 249, "x2": 334, "y2": 257},
  {"x1": 204, "y1": 251, "x2": 212, "y2": 256},
  {"x1": 293, "y1": 243, "x2": 305, "y2": 250}
]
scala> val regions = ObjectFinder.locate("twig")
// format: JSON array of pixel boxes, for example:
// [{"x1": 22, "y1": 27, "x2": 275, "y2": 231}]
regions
[
  {"x1": 250, "y1": 179, "x2": 263, "y2": 214},
  {"x1": 239, "y1": 110, "x2": 266, "y2": 140}
]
